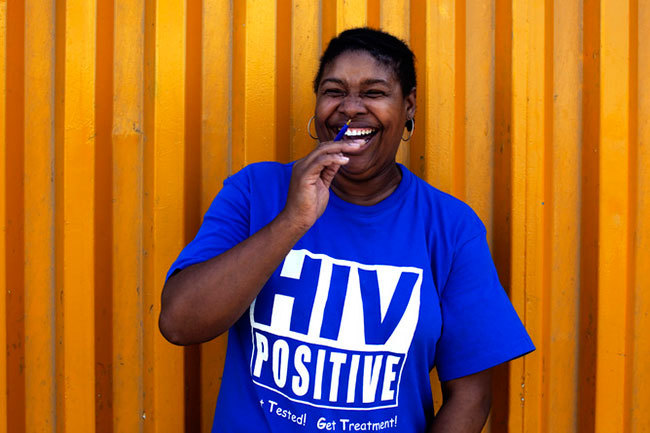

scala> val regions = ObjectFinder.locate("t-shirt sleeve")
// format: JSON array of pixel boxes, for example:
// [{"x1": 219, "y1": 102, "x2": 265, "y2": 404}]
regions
[
  {"x1": 165, "y1": 171, "x2": 251, "y2": 282},
  {"x1": 434, "y1": 228, "x2": 535, "y2": 382}
]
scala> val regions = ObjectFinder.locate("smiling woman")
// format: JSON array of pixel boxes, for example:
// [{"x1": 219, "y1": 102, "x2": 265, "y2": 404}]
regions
[
  {"x1": 314, "y1": 50, "x2": 415, "y2": 203},
  {"x1": 159, "y1": 28, "x2": 534, "y2": 433}
]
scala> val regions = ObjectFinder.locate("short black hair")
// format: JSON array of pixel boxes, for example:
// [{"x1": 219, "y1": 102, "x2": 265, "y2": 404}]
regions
[{"x1": 313, "y1": 27, "x2": 416, "y2": 98}]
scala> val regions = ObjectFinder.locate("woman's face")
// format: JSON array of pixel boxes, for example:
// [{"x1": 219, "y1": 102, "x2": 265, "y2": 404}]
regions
[{"x1": 314, "y1": 50, "x2": 416, "y2": 178}]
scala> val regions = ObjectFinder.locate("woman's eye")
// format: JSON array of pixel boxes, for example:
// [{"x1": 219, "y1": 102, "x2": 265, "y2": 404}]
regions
[
  {"x1": 323, "y1": 89, "x2": 345, "y2": 96},
  {"x1": 364, "y1": 90, "x2": 386, "y2": 98}
]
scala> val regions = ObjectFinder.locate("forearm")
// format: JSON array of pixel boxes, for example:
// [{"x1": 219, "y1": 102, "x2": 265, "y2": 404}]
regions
[
  {"x1": 428, "y1": 370, "x2": 492, "y2": 433},
  {"x1": 159, "y1": 210, "x2": 308, "y2": 345},
  {"x1": 427, "y1": 397, "x2": 490, "y2": 433}
]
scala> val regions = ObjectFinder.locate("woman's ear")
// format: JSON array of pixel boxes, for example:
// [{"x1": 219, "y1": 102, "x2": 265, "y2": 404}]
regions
[{"x1": 405, "y1": 87, "x2": 417, "y2": 120}]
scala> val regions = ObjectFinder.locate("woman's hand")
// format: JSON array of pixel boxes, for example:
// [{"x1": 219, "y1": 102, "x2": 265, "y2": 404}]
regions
[{"x1": 283, "y1": 139, "x2": 364, "y2": 229}]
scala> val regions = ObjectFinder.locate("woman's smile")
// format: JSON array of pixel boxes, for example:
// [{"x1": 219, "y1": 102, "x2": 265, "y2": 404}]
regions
[{"x1": 343, "y1": 127, "x2": 375, "y2": 138}]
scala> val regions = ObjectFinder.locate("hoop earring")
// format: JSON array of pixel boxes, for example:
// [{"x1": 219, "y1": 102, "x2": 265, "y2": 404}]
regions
[
  {"x1": 307, "y1": 115, "x2": 318, "y2": 140},
  {"x1": 402, "y1": 118, "x2": 414, "y2": 141}
]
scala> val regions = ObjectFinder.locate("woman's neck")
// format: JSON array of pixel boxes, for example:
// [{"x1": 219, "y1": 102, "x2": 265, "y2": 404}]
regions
[{"x1": 330, "y1": 162, "x2": 402, "y2": 206}]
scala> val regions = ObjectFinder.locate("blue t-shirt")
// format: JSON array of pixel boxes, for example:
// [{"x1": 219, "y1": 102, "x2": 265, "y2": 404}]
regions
[{"x1": 167, "y1": 162, "x2": 534, "y2": 433}]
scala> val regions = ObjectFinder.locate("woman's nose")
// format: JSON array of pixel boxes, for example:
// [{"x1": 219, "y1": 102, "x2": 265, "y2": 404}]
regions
[{"x1": 338, "y1": 94, "x2": 367, "y2": 117}]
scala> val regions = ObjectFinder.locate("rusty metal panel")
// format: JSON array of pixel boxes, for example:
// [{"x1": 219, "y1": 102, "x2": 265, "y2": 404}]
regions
[{"x1": 1, "y1": 1, "x2": 648, "y2": 432}]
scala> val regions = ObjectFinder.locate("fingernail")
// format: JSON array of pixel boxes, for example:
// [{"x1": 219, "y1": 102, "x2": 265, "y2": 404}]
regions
[
  {"x1": 339, "y1": 155, "x2": 350, "y2": 162},
  {"x1": 347, "y1": 140, "x2": 363, "y2": 147}
]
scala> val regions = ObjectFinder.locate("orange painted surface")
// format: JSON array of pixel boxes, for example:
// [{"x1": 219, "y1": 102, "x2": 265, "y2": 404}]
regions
[
  {"x1": 112, "y1": 0, "x2": 145, "y2": 431},
  {"x1": 1, "y1": 1, "x2": 648, "y2": 432},
  {"x1": 58, "y1": 1, "x2": 98, "y2": 432},
  {"x1": 23, "y1": 1, "x2": 56, "y2": 431},
  {"x1": 379, "y1": 0, "x2": 410, "y2": 166},
  {"x1": 0, "y1": 1, "x2": 6, "y2": 431},
  {"x1": 595, "y1": 1, "x2": 631, "y2": 432},
  {"x1": 290, "y1": 0, "x2": 320, "y2": 161},
  {"x1": 510, "y1": 2, "x2": 546, "y2": 431},
  {"x1": 143, "y1": 1, "x2": 187, "y2": 433},
  {"x1": 337, "y1": 0, "x2": 367, "y2": 32},
  {"x1": 424, "y1": 0, "x2": 457, "y2": 196},
  {"x1": 632, "y1": 4, "x2": 650, "y2": 433},
  {"x1": 547, "y1": 2, "x2": 581, "y2": 432}
]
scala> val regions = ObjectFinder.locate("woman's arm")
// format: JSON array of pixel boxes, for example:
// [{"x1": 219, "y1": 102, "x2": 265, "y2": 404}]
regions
[
  {"x1": 160, "y1": 210, "x2": 307, "y2": 345},
  {"x1": 159, "y1": 140, "x2": 363, "y2": 345},
  {"x1": 428, "y1": 369, "x2": 492, "y2": 433}
]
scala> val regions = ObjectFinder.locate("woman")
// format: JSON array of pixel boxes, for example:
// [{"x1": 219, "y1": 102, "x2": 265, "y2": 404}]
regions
[{"x1": 160, "y1": 28, "x2": 534, "y2": 433}]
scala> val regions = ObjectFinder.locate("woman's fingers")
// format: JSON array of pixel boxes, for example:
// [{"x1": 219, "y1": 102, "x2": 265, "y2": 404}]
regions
[
  {"x1": 320, "y1": 163, "x2": 340, "y2": 188},
  {"x1": 302, "y1": 139, "x2": 363, "y2": 166},
  {"x1": 309, "y1": 152, "x2": 349, "y2": 176},
  {"x1": 292, "y1": 152, "x2": 343, "y2": 182},
  {"x1": 295, "y1": 140, "x2": 361, "y2": 181}
]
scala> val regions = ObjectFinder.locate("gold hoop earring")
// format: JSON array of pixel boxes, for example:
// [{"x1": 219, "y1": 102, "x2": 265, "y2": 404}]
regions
[
  {"x1": 402, "y1": 118, "x2": 415, "y2": 141},
  {"x1": 307, "y1": 115, "x2": 318, "y2": 140}
]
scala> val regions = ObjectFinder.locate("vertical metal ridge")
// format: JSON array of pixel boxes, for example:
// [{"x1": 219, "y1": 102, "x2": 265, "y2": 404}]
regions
[
  {"x1": 595, "y1": 0, "x2": 630, "y2": 429},
  {"x1": 511, "y1": 0, "x2": 547, "y2": 430},
  {"x1": 184, "y1": 0, "x2": 202, "y2": 239},
  {"x1": 463, "y1": 0, "x2": 495, "y2": 234},
  {"x1": 201, "y1": 0, "x2": 233, "y2": 206},
  {"x1": 424, "y1": 0, "x2": 457, "y2": 193},
  {"x1": 379, "y1": 0, "x2": 410, "y2": 167},
  {"x1": 94, "y1": 0, "x2": 115, "y2": 431},
  {"x1": 54, "y1": 0, "x2": 66, "y2": 429},
  {"x1": 242, "y1": 0, "x2": 278, "y2": 164},
  {"x1": 141, "y1": 0, "x2": 156, "y2": 429},
  {"x1": 5, "y1": 0, "x2": 26, "y2": 431},
  {"x1": 0, "y1": 0, "x2": 7, "y2": 430},
  {"x1": 23, "y1": 0, "x2": 57, "y2": 430},
  {"x1": 60, "y1": 0, "x2": 98, "y2": 430},
  {"x1": 231, "y1": 0, "x2": 246, "y2": 171},
  {"x1": 289, "y1": 0, "x2": 320, "y2": 160},
  {"x1": 549, "y1": 0, "x2": 582, "y2": 431},
  {"x1": 453, "y1": 0, "x2": 466, "y2": 200},
  {"x1": 380, "y1": 0, "x2": 411, "y2": 55},
  {"x1": 632, "y1": 2, "x2": 650, "y2": 431},
  {"x1": 321, "y1": 0, "x2": 337, "y2": 53},
  {"x1": 541, "y1": 0, "x2": 555, "y2": 430},
  {"x1": 408, "y1": 0, "x2": 426, "y2": 178},
  {"x1": 336, "y1": 0, "x2": 367, "y2": 32},
  {"x1": 623, "y1": 0, "x2": 638, "y2": 430},
  {"x1": 367, "y1": 0, "x2": 380, "y2": 28},
  {"x1": 113, "y1": 0, "x2": 145, "y2": 431},
  {"x1": 578, "y1": 0, "x2": 601, "y2": 430},
  {"x1": 276, "y1": 0, "x2": 291, "y2": 163}
]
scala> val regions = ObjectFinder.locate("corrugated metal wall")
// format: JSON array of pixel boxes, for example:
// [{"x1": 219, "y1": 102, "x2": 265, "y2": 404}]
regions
[{"x1": 1, "y1": 0, "x2": 648, "y2": 432}]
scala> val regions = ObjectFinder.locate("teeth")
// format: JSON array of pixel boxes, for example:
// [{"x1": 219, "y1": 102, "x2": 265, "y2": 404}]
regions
[{"x1": 344, "y1": 128, "x2": 375, "y2": 136}]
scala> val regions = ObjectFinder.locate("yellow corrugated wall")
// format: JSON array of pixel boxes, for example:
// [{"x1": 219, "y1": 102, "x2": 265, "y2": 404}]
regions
[{"x1": 1, "y1": 0, "x2": 648, "y2": 432}]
